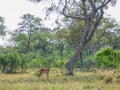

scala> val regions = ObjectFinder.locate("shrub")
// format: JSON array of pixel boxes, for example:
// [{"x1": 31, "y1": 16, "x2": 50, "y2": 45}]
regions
[
  {"x1": 28, "y1": 59, "x2": 41, "y2": 68},
  {"x1": 94, "y1": 46, "x2": 120, "y2": 69}
]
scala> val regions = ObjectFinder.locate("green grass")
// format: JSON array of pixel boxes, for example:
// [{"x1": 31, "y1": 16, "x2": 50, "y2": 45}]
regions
[{"x1": 0, "y1": 69, "x2": 120, "y2": 90}]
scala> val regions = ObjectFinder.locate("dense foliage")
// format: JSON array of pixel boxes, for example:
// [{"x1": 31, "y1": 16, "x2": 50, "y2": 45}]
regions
[{"x1": 94, "y1": 46, "x2": 120, "y2": 69}]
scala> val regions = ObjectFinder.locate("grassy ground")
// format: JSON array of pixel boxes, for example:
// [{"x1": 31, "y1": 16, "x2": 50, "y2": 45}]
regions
[{"x1": 0, "y1": 69, "x2": 120, "y2": 90}]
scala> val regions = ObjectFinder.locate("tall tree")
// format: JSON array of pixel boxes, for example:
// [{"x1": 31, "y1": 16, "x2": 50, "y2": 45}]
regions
[
  {"x1": 29, "y1": 0, "x2": 117, "y2": 75},
  {"x1": 12, "y1": 14, "x2": 42, "y2": 71},
  {"x1": 32, "y1": 27, "x2": 53, "y2": 55}
]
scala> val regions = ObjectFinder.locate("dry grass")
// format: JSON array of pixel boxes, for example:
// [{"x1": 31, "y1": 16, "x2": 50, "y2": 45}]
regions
[{"x1": 0, "y1": 69, "x2": 120, "y2": 90}]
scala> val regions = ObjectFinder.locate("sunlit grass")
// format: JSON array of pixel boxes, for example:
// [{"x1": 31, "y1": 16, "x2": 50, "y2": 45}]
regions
[{"x1": 0, "y1": 69, "x2": 120, "y2": 90}]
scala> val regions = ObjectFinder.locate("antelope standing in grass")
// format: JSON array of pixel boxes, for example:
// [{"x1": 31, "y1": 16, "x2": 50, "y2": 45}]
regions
[{"x1": 38, "y1": 64, "x2": 51, "y2": 79}]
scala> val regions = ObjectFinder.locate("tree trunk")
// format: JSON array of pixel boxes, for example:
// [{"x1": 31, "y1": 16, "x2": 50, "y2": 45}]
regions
[
  {"x1": 65, "y1": 17, "x2": 91, "y2": 75},
  {"x1": 24, "y1": 36, "x2": 31, "y2": 72},
  {"x1": 79, "y1": 52, "x2": 83, "y2": 68},
  {"x1": 65, "y1": 42, "x2": 86, "y2": 75},
  {"x1": 3, "y1": 65, "x2": 6, "y2": 73}
]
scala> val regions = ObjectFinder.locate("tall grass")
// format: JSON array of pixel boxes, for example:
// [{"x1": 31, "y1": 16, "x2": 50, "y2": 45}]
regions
[{"x1": 0, "y1": 69, "x2": 120, "y2": 90}]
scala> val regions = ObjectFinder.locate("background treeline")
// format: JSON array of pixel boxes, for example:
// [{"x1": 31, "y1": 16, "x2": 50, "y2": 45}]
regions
[{"x1": 0, "y1": 14, "x2": 120, "y2": 73}]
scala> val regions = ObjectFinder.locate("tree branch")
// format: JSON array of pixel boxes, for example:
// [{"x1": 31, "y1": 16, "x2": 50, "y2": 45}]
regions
[
  {"x1": 97, "y1": 0, "x2": 112, "y2": 10},
  {"x1": 86, "y1": 8, "x2": 104, "y2": 43},
  {"x1": 60, "y1": 0, "x2": 85, "y2": 20},
  {"x1": 89, "y1": 0, "x2": 96, "y2": 10}
]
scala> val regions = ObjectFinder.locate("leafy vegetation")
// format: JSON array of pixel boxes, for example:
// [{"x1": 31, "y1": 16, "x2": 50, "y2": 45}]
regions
[
  {"x1": 0, "y1": 16, "x2": 120, "y2": 74},
  {"x1": 94, "y1": 46, "x2": 120, "y2": 69}
]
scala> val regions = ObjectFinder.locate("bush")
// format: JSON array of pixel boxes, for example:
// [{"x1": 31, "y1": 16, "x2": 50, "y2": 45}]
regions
[
  {"x1": 94, "y1": 46, "x2": 120, "y2": 69},
  {"x1": 28, "y1": 59, "x2": 41, "y2": 68}
]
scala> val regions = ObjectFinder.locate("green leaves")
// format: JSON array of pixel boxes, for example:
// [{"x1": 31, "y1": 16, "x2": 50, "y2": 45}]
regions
[
  {"x1": 18, "y1": 14, "x2": 42, "y2": 34},
  {"x1": 94, "y1": 46, "x2": 120, "y2": 68}
]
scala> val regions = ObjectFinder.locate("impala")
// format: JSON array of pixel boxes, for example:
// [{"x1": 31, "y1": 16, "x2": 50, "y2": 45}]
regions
[{"x1": 38, "y1": 65, "x2": 50, "y2": 79}]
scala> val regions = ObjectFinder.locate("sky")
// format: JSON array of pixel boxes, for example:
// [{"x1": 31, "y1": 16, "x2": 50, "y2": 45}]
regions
[
  {"x1": 0, "y1": 0, "x2": 57, "y2": 31},
  {"x1": 0, "y1": 0, "x2": 120, "y2": 45}
]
